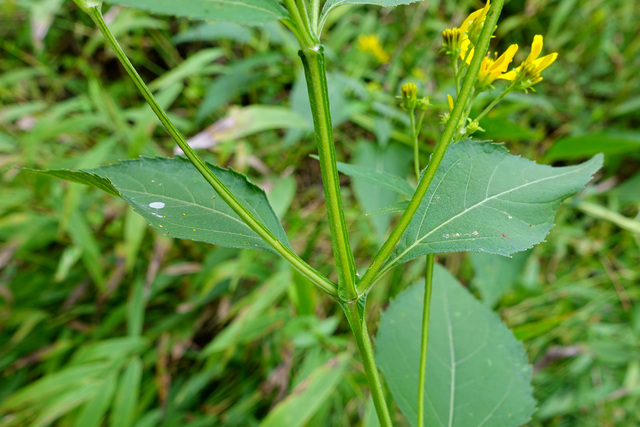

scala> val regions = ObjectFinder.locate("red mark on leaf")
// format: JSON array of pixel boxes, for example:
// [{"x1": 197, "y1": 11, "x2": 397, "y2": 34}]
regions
[{"x1": 502, "y1": 233, "x2": 509, "y2": 238}]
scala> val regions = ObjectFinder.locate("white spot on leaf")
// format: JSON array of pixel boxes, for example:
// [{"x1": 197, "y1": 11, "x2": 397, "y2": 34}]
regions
[{"x1": 149, "y1": 202, "x2": 165, "y2": 209}]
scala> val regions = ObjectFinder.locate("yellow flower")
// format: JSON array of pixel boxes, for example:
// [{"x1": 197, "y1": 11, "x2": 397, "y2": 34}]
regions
[
  {"x1": 357, "y1": 34, "x2": 390, "y2": 63},
  {"x1": 447, "y1": 94, "x2": 454, "y2": 112},
  {"x1": 459, "y1": 0, "x2": 492, "y2": 61},
  {"x1": 475, "y1": 44, "x2": 518, "y2": 88},
  {"x1": 500, "y1": 35, "x2": 558, "y2": 88},
  {"x1": 442, "y1": 1, "x2": 491, "y2": 59}
]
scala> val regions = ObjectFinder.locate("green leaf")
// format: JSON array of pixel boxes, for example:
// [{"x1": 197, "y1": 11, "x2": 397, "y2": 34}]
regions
[
  {"x1": 200, "y1": 271, "x2": 290, "y2": 356},
  {"x1": 609, "y1": 172, "x2": 640, "y2": 203},
  {"x1": 260, "y1": 354, "x2": 349, "y2": 427},
  {"x1": 195, "y1": 54, "x2": 282, "y2": 122},
  {"x1": 0, "y1": 364, "x2": 111, "y2": 410},
  {"x1": 478, "y1": 116, "x2": 538, "y2": 141},
  {"x1": 173, "y1": 22, "x2": 253, "y2": 44},
  {"x1": 365, "y1": 201, "x2": 409, "y2": 216},
  {"x1": 320, "y1": 0, "x2": 422, "y2": 30},
  {"x1": 376, "y1": 264, "x2": 536, "y2": 427},
  {"x1": 545, "y1": 131, "x2": 640, "y2": 160},
  {"x1": 74, "y1": 375, "x2": 117, "y2": 427},
  {"x1": 314, "y1": 156, "x2": 414, "y2": 197},
  {"x1": 350, "y1": 141, "x2": 413, "y2": 243},
  {"x1": 469, "y1": 250, "x2": 530, "y2": 307},
  {"x1": 110, "y1": 357, "x2": 142, "y2": 427},
  {"x1": 22, "y1": 169, "x2": 119, "y2": 197},
  {"x1": 105, "y1": 0, "x2": 289, "y2": 26},
  {"x1": 386, "y1": 140, "x2": 602, "y2": 269},
  {"x1": 147, "y1": 48, "x2": 224, "y2": 91},
  {"x1": 31, "y1": 157, "x2": 289, "y2": 253}
]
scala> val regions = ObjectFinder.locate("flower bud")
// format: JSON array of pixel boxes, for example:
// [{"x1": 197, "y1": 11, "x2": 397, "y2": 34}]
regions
[{"x1": 401, "y1": 82, "x2": 418, "y2": 110}]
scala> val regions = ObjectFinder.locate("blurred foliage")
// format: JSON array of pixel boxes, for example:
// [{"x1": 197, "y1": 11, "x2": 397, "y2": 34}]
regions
[{"x1": 0, "y1": 0, "x2": 638, "y2": 425}]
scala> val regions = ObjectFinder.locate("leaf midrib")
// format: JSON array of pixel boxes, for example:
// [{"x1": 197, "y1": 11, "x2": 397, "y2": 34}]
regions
[
  {"x1": 388, "y1": 163, "x2": 591, "y2": 268},
  {"x1": 123, "y1": 188, "x2": 255, "y2": 233}
]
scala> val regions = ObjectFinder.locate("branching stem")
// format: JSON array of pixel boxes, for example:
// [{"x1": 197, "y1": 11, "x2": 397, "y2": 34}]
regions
[
  {"x1": 356, "y1": 0, "x2": 505, "y2": 295},
  {"x1": 299, "y1": 46, "x2": 358, "y2": 301},
  {"x1": 83, "y1": 5, "x2": 336, "y2": 296}
]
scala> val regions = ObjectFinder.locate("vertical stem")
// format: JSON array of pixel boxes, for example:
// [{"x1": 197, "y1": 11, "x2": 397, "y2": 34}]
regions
[
  {"x1": 417, "y1": 253, "x2": 435, "y2": 427},
  {"x1": 299, "y1": 46, "x2": 358, "y2": 300},
  {"x1": 342, "y1": 300, "x2": 393, "y2": 427},
  {"x1": 410, "y1": 110, "x2": 420, "y2": 181},
  {"x1": 407, "y1": 95, "x2": 435, "y2": 427}
]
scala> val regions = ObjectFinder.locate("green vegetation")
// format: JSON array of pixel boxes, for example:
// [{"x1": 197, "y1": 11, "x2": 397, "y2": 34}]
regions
[{"x1": 1, "y1": 0, "x2": 639, "y2": 425}]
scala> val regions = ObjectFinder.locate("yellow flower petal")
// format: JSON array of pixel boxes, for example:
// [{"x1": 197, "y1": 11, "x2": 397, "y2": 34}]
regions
[
  {"x1": 532, "y1": 52, "x2": 558, "y2": 73},
  {"x1": 491, "y1": 44, "x2": 518, "y2": 72},
  {"x1": 498, "y1": 70, "x2": 517, "y2": 81},
  {"x1": 525, "y1": 34, "x2": 544, "y2": 63},
  {"x1": 460, "y1": 8, "x2": 483, "y2": 33}
]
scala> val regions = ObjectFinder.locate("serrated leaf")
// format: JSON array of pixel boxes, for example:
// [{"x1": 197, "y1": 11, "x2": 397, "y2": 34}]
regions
[
  {"x1": 376, "y1": 264, "x2": 536, "y2": 427},
  {"x1": 105, "y1": 0, "x2": 288, "y2": 26},
  {"x1": 320, "y1": 0, "x2": 422, "y2": 30},
  {"x1": 22, "y1": 169, "x2": 119, "y2": 197},
  {"x1": 385, "y1": 140, "x2": 602, "y2": 269},
  {"x1": 31, "y1": 157, "x2": 289, "y2": 253}
]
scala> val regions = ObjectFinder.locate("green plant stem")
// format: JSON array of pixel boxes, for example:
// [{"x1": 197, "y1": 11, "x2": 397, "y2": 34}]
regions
[
  {"x1": 410, "y1": 109, "x2": 420, "y2": 180},
  {"x1": 83, "y1": 5, "x2": 336, "y2": 297},
  {"x1": 342, "y1": 300, "x2": 393, "y2": 427},
  {"x1": 295, "y1": 0, "x2": 316, "y2": 41},
  {"x1": 474, "y1": 87, "x2": 512, "y2": 122},
  {"x1": 452, "y1": 57, "x2": 461, "y2": 95},
  {"x1": 417, "y1": 253, "x2": 435, "y2": 427},
  {"x1": 299, "y1": 46, "x2": 358, "y2": 301},
  {"x1": 356, "y1": 0, "x2": 505, "y2": 295},
  {"x1": 407, "y1": 97, "x2": 435, "y2": 427},
  {"x1": 310, "y1": 0, "x2": 320, "y2": 34},
  {"x1": 283, "y1": 0, "x2": 316, "y2": 46}
]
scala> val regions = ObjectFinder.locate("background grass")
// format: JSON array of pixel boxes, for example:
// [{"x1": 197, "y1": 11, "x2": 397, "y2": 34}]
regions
[{"x1": 0, "y1": 0, "x2": 639, "y2": 425}]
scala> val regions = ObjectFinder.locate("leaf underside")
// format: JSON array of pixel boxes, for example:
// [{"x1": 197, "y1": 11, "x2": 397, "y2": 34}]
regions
[
  {"x1": 105, "y1": 0, "x2": 288, "y2": 26},
  {"x1": 376, "y1": 263, "x2": 536, "y2": 427},
  {"x1": 27, "y1": 157, "x2": 289, "y2": 253},
  {"x1": 387, "y1": 139, "x2": 603, "y2": 269}
]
